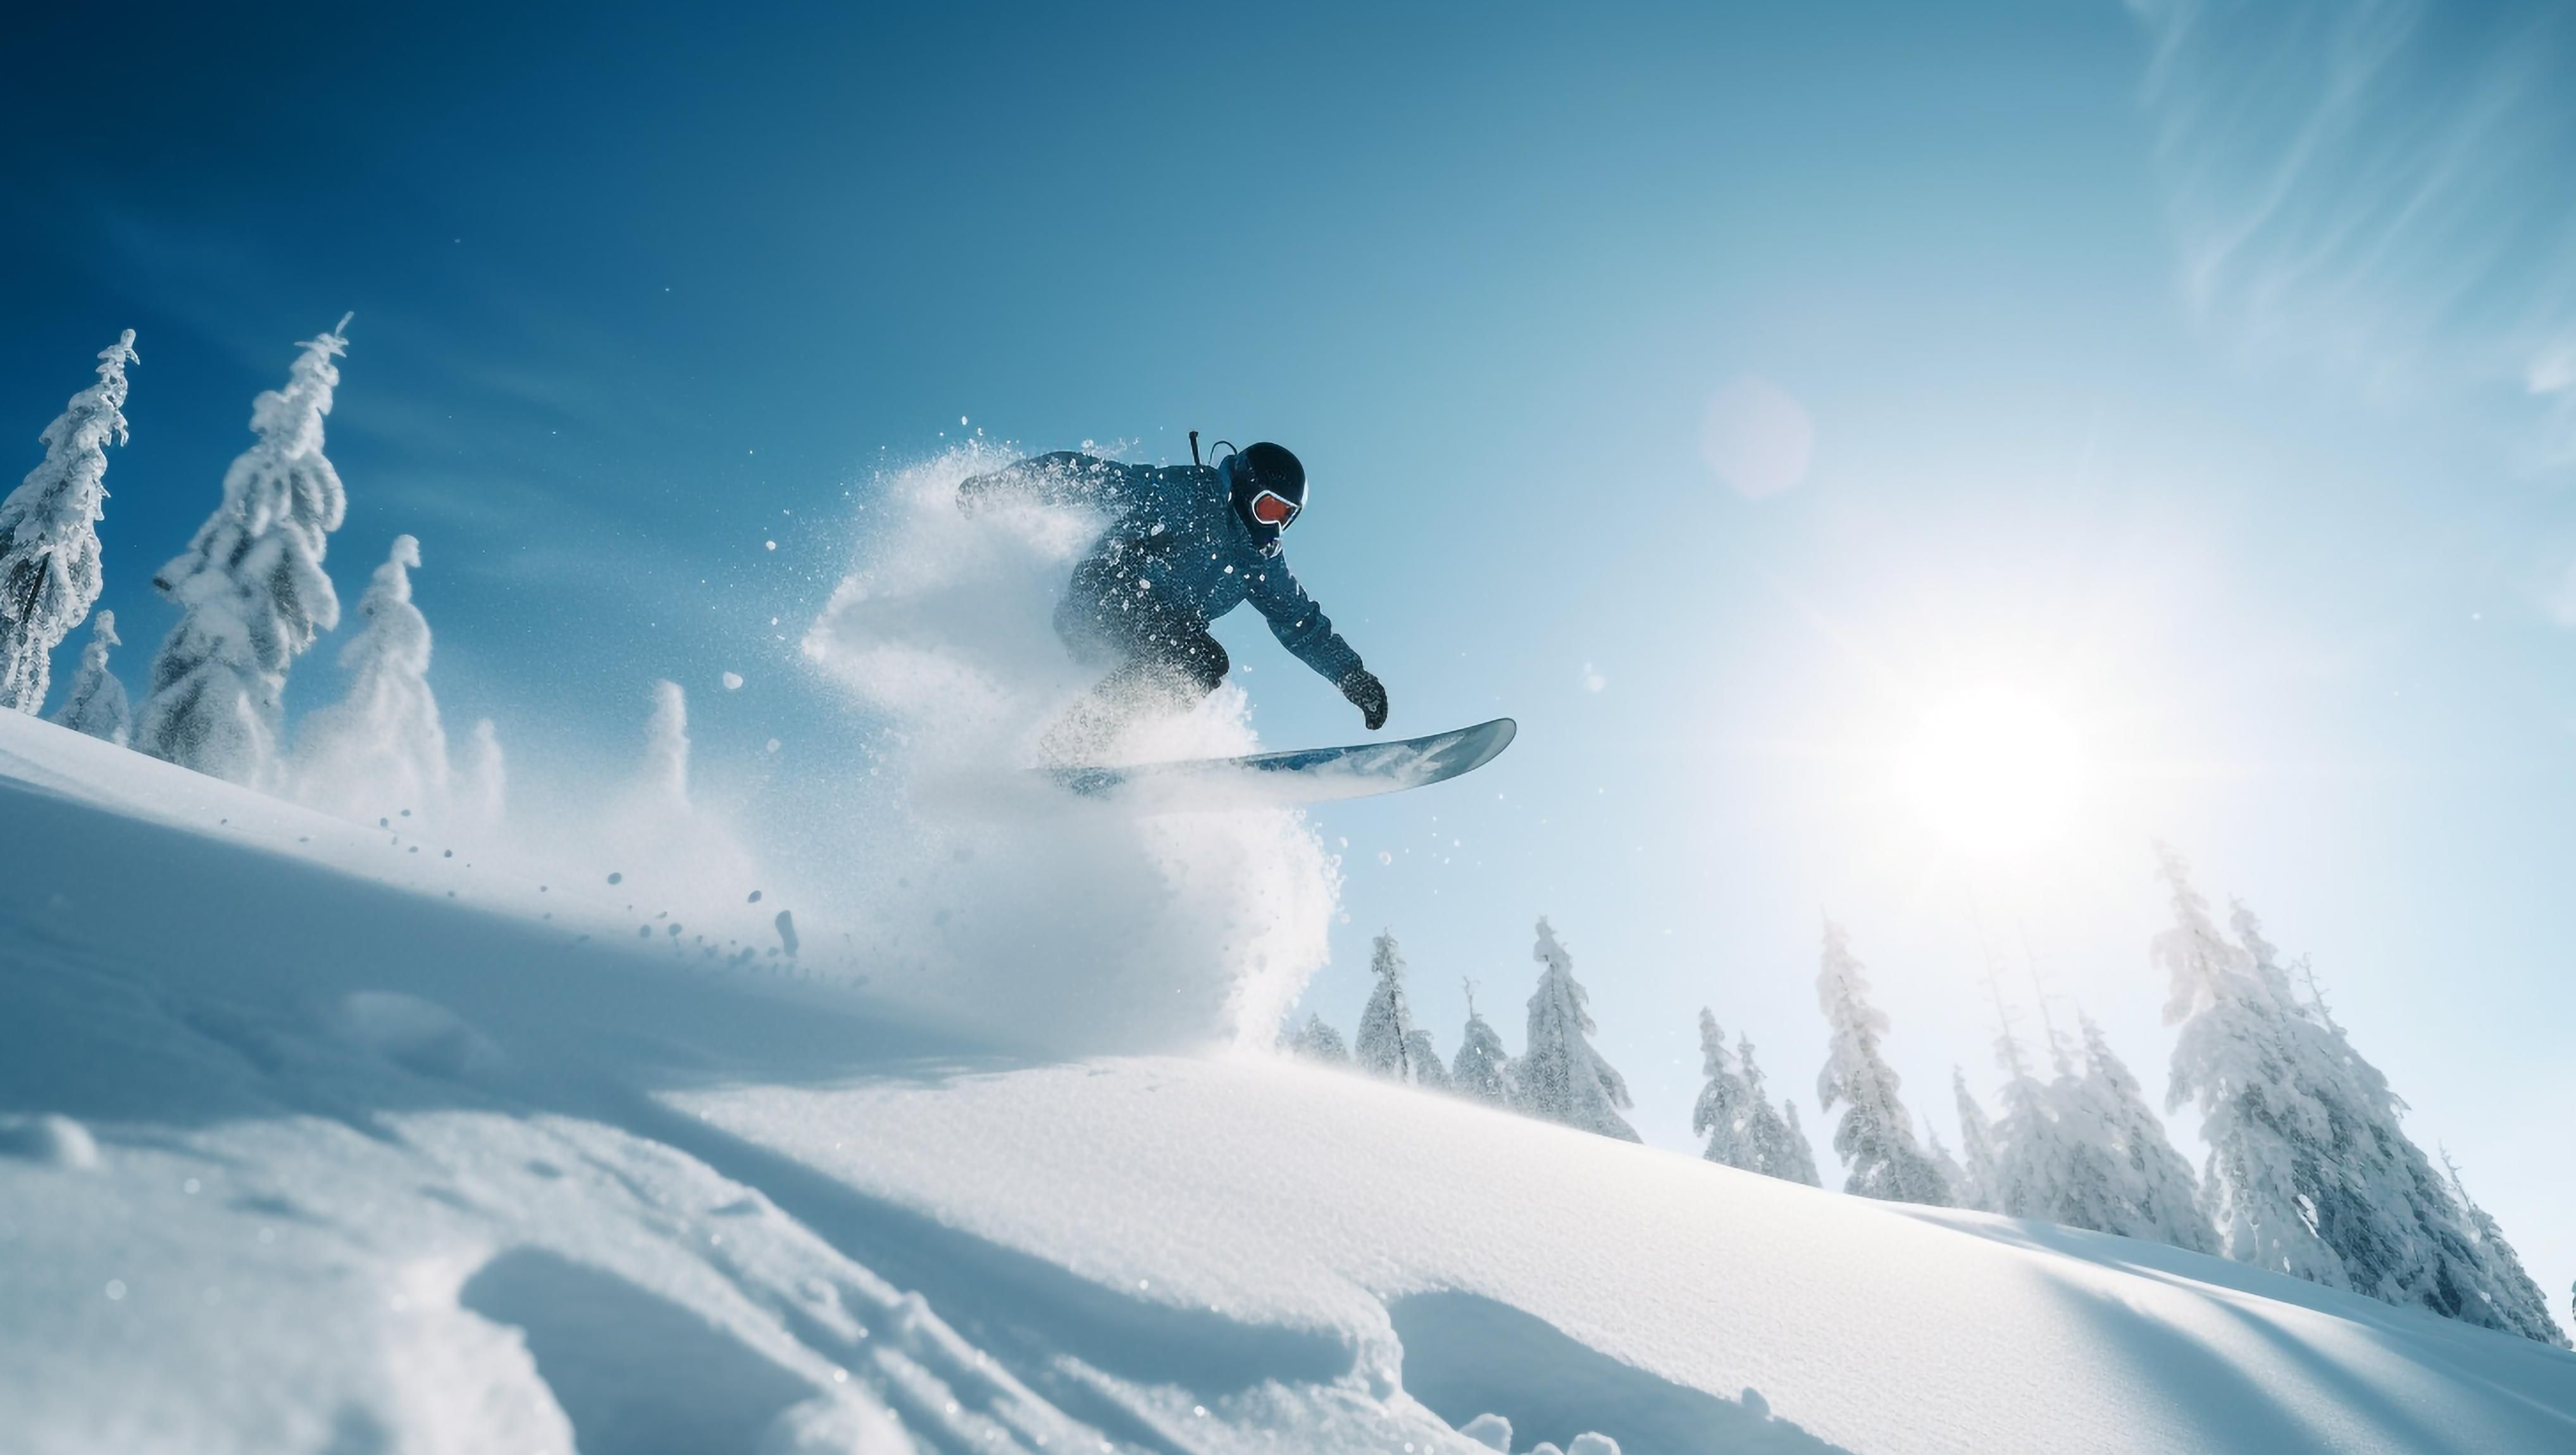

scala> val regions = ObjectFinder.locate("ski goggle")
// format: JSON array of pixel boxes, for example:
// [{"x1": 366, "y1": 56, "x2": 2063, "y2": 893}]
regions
[{"x1": 1248, "y1": 488, "x2": 1302, "y2": 530}]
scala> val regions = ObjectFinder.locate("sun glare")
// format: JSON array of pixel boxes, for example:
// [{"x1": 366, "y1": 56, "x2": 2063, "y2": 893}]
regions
[{"x1": 1901, "y1": 689, "x2": 2087, "y2": 855}]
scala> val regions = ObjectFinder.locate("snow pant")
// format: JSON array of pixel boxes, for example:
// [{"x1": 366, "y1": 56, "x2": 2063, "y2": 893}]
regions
[{"x1": 1043, "y1": 566, "x2": 1228, "y2": 761}]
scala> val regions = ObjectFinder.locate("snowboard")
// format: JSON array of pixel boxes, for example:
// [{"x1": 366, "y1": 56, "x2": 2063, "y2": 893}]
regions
[{"x1": 1045, "y1": 717, "x2": 1516, "y2": 808}]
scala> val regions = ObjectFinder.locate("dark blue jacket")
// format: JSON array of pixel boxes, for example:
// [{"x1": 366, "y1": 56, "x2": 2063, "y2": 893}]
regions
[{"x1": 959, "y1": 451, "x2": 1364, "y2": 684}]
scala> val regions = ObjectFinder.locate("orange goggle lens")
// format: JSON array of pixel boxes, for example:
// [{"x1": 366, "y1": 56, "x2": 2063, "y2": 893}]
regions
[{"x1": 1250, "y1": 489, "x2": 1300, "y2": 528}]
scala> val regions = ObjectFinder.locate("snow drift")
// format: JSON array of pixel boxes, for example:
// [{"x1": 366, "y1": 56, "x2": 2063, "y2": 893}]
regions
[{"x1": 3, "y1": 705, "x2": 2572, "y2": 1455}]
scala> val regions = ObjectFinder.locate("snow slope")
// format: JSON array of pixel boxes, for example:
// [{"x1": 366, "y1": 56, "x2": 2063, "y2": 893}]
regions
[{"x1": 2, "y1": 707, "x2": 2572, "y2": 1455}]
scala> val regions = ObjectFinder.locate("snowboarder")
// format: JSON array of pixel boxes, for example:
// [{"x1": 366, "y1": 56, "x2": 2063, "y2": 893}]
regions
[{"x1": 958, "y1": 440, "x2": 1388, "y2": 761}]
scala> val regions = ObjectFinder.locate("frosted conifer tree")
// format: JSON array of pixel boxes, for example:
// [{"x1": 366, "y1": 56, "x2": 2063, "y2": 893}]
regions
[
  {"x1": 49, "y1": 610, "x2": 129, "y2": 746},
  {"x1": 2039, "y1": 1065, "x2": 2144, "y2": 1240},
  {"x1": 1993, "y1": 1003, "x2": 2132, "y2": 1235},
  {"x1": 2157, "y1": 846, "x2": 2566, "y2": 1344},
  {"x1": 2442, "y1": 1153, "x2": 2561, "y2": 1347},
  {"x1": 1517, "y1": 918, "x2": 1639, "y2": 1141},
  {"x1": 1288, "y1": 1013, "x2": 1349, "y2": 1063},
  {"x1": 2155, "y1": 850, "x2": 2348, "y2": 1286},
  {"x1": 1737, "y1": 1036, "x2": 1822, "y2": 1186},
  {"x1": 2025, "y1": 993, "x2": 2203, "y2": 1246},
  {"x1": 1984, "y1": 990, "x2": 2206, "y2": 1247},
  {"x1": 1692, "y1": 1009, "x2": 1756, "y2": 1170},
  {"x1": 1774, "y1": 1098, "x2": 1824, "y2": 1188},
  {"x1": 1450, "y1": 984, "x2": 1512, "y2": 1106},
  {"x1": 1353, "y1": 932, "x2": 1424, "y2": 1082},
  {"x1": 1985, "y1": 1066, "x2": 2064, "y2": 1222},
  {"x1": 1815, "y1": 919, "x2": 1950, "y2": 1205},
  {"x1": 1927, "y1": 1131, "x2": 1972, "y2": 1207},
  {"x1": 0, "y1": 330, "x2": 137, "y2": 714},
  {"x1": 1951, "y1": 1070, "x2": 2001, "y2": 1213},
  {"x1": 1404, "y1": 1028, "x2": 1452, "y2": 1090},
  {"x1": 138, "y1": 320, "x2": 351, "y2": 784},
  {"x1": 294, "y1": 535, "x2": 449, "y2": 821},
  {"x1": 2077, "y1": 1012, "x2": 2215, "y2": 1253},
  {"x1": 2258, "y1": 914, "x2": 2567, "y2": 1346}
]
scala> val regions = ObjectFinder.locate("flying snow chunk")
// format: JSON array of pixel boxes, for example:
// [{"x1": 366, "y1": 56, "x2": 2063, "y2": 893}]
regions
[
  {"x1": 0, "y1": 1113, "x2": 99, "y2": 1170},
  {"x1": 338, "y1": 992, "x2": 504, "y2": 1082},
  {"x1": 1700, "y1": 375, "x2": 1814, "y2": 499},
  {"x1": 722, "y1": 671, "x2": 744, "y2": 690},
  {"x1": 756, "y1": 1396, "x2": 907, "y2": 1454},
  {"x1": 1580, "y1": 662, "x2": 1606, "y2": 692}
]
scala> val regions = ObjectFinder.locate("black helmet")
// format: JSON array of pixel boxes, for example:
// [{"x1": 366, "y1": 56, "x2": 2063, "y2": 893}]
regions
[{"x1": 1224, "y1": 441, "x2": 1306, "y2": 540}]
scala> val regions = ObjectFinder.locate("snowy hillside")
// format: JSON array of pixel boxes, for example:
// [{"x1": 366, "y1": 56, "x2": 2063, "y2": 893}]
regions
[{"x1": 3, "y1": 706, "x2": 2572, "y2": 1455}]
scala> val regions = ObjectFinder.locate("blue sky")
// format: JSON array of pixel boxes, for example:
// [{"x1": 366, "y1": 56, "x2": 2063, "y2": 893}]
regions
[{"x1": 6, "y1": 2, "x2": 2573, "y2": 1306}]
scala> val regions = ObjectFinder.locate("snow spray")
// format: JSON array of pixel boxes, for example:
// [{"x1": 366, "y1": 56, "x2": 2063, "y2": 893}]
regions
[{"x1": 799, "y1": 446, "x2": 1338, "y2": 1052}]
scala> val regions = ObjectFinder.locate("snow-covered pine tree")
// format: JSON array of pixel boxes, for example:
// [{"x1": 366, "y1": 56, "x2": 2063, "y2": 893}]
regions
[
  {"x1": 0, "y1": 330, "x2": 137, "y2": 715},
  {"x1": 1968, "y1": 973, "x2": 2029, "y2": 1215},
  {"x1": 1404, "y1": 1028, "x2": 1452, "y2": 1090},
  {"x1": 2155, "y1": 849, "x2": 2348, "y2": 1287},
  {"x1": 1693, "y1": 1009, "x2": 1757, "y2": 1169},
  {"x1": 1517, "y1": 918, "x2": 1640, "y2": 1141},
  {"x1": 1353, "y1": 932, "x2": 1424, "y2": 1083},
  {"x1": 1814, "y1": 919, "x2": 1950, "y2": 1205},
  {"x1": 1451, "y1": 982, "x2": 1512, "y2": 1106},
  {"x1": 48, "y1": 610, "x2": 129, "y2": 746},
  {"x1": 2265, "y1": 915, "x2": 2566, "y2": 1346},
  {"x1": 1774, "y1": 1098, "x2": 1824, "y2": 1188},
  {"x1": 1995, "y1": 999, "x2": 2134, "y2": 1237},
  {"x1": 2245, "y1": 902, "x2": 2563, "y2": 1343},
  {"x1": 2156, "y1": 845, "x2": 2567, "y2": 1345},
  {"x1": 138, "y1": 320, "x2": 351, "y2": 784},
  {"x1": 1926, "y1": 1130, "x2": 1974, "y2": 1206},
  {"x1": 1288, "y1": 1013, "x2": 1349, "y2": 1063},
  {"x1": 1951, "y1": 1070, "x2": 2001, "y2": 1213},
  {"x1": 294, "y1": 535, "x2": 449, "y2": 821},
  {"x1": 2440, "y1": 1153, "x2": 2561, "y2": 1347},
  {"x1": 2075, "y1": 1012, "x2": 2215, "y2": 1254},
  {"x1": 1984, "y1": 1065, "x2": 2062, "y2": 1222},
  {"x1": 1737, "y1": 1035, "x2": 1822, "y2": 1186},
  {"x1": 1978, "y1": 983, "x2": 2058, "y2": 1222}
]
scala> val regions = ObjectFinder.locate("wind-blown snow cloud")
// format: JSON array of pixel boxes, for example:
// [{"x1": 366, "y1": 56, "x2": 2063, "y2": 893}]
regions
[
  {"x1": 800, "y1": 449, "x2": 1338, "y2": 1052},
  {"x1": 2129, "y1": 0, "x2": 2576, "y2": 468}
]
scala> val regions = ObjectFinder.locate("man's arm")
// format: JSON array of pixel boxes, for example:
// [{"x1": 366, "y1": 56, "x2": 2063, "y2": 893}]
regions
[
  {"x1": 1246, "y1": 559, "x2": 1388, "y2": 728},
  {"x1": 956, "y1": 452, "x2": 1143, "y2": 515}
]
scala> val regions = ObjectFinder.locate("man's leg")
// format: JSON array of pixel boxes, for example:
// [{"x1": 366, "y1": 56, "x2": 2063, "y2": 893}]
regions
[
  {"x1": 1123, "y1": 620, "x2": 1229, "y2": 698},
  {"x1": 1042, "y1": 600, "x2": 1228, "y2": 764}
]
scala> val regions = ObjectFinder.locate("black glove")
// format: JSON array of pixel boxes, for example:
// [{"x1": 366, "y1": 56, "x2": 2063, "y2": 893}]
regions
[{"x1": 1339, "y1": 667, "x2": 1389, "y2": 731}]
